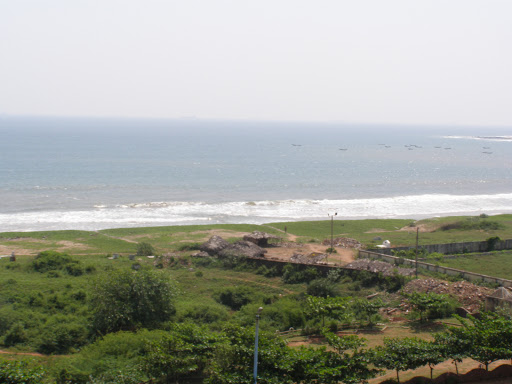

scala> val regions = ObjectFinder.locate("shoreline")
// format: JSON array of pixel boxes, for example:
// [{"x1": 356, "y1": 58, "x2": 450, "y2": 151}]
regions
[{"x1": 2, "y1": 192, "x2": 512, "y2": 232}]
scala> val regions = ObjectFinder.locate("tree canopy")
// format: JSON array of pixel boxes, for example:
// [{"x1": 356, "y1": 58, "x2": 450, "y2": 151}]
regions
[{"x1": 90, "y1": 268, "x2": 177, "y2": 334}]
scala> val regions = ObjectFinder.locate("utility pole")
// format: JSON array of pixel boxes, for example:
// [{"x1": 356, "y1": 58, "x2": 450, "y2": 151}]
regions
[
  {"x1": 415, "y1": 227, "x2": 419, "y2": 278},
  {"x1": 328, "y1": 212, "x2": 337, "y2": 264}
]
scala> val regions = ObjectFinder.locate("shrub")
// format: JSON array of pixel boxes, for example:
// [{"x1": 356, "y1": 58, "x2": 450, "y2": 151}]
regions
[
  {"x1": 32, "y1": 251, "x2": 74, "y2": 273},
  {"x1": 177, "y1": 303, "x2": 229, "y2": 324},
  {"x1": 65, "y1": 263, "x2": 84, "y2": 276},
  {"x1": 282, "y1": 265, "x2": 319, "y2": 284},
  {"x1": 177, "y1": 243, "x2": 201, "y2": 252},
  {"x1": 136, "y1": 242, "x2": 156, "y2": 256},
  {"x1": 487, "y1": 236, "x2": 501, "y2": 251},
  {"x1": 37, "y1": 316, "x2": 89, "y2": 354},
  {"x1": 90, "y1": 269, "x2": 177, "y2": 334},
  {"x1": 0, "y1": 360, "x2": 45, "y2": 384},
  {"x1": 3, "y1": 323, "x2": 27, "y2": 346},
  {"x1": 307, "y1": 278, "x2": 338, "y2": 298},
  {"x1": 214, "y1": 286, "x2": 255, "y2": 310},
  {"x1": 439, "y1": 218, "x2": 504, "y2": 232}
]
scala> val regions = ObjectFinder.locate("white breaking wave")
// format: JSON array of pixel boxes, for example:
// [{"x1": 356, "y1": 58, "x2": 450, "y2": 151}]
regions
[
  {"x1": 443, "y1": 135, "x2": 512, "y2": 142},
  {"x1": 1, "y1": 193, "x2": 512, "y2": 232}
]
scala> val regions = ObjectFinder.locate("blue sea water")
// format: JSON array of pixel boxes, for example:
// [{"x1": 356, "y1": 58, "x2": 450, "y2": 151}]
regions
[{"x1": 1, "y1": 116, "x2": 511, "y2": 231}]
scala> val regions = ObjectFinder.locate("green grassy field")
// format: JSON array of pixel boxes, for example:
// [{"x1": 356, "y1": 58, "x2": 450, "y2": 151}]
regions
[
  {"x1": 2, "y1": 214, "x2": 512, "y2": 257},
  {"x1": 434, "y1": 250, "x2": 512, "y2": 280}
]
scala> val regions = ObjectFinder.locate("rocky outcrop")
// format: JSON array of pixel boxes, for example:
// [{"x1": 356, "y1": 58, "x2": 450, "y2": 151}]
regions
[
  {"x1": 243, "y1": 231, "x2": 280, "y2": 247},
  {"x1": 199, "y1": 235, "x2": 229, "y2": 256},
  {"x1": 219, "y1": 240, "x2": 267, "y2": 258}
]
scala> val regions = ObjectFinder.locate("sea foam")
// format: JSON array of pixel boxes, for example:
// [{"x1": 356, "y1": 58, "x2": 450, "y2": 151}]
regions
[{"x1": 1, "y1": 193, "x2": 511, "y2": 232}]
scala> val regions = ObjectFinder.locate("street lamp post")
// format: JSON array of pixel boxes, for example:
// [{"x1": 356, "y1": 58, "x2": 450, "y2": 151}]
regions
[{"x1": 253, "y1": 307, "x2": 263, "y2": 384}]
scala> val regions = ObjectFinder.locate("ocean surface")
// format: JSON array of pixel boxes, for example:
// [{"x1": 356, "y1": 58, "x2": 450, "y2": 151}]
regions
[{"x1": 1, "y1": 116, "x2": 511, "y2": 232}]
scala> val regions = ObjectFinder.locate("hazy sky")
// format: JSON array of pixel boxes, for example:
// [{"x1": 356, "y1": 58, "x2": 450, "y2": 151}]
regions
[{"x1": 1, "y1": 0, "x2": 511, "y2": 126}]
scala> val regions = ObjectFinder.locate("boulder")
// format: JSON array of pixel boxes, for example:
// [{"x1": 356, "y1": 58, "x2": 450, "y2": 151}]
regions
[
  {"x1": 243, "y1": 231, "x2": 280, "y2": 247},
  {"x1": 219, "y1": 240, "x2": 267, "y2": 258},
  {"x1": 200, "y1": 235, "x2": 229, "y2": 255}
]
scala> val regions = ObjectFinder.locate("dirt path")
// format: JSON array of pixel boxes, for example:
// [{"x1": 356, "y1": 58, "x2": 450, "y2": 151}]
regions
[{"x1": 0, "y1": 350, "x2": 45, "y2": 357}]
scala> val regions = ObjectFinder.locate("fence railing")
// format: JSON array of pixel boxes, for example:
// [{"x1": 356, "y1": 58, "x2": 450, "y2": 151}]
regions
[{"x1": 359, "y1": 249, "x2": 512, "y2": 287}]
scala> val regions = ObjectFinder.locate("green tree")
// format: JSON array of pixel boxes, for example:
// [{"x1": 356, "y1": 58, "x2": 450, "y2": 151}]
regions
[
  {"x1": 322, "y1": 331, "x2": 379, "y2": 384},
  {"x1": 434, "y1": 331, "x2": 467, "y2": 375},
  {"x1": 373, "y1": 337, "x2": 430, "y2": 383},
  {"x1": 305, "y1": 295, "x2": 350, "y2": 327},
  {"x1": 444, "y1": 312, "x2": 512, "y2": 370},
  {"x1": 404, "y1": 292, "x2": 452, "y2": 322},
  {"x1": 353, "y1": 298, "x2": 383, "y2": 326},
  {"x1": 206, "y1": 326, "x2": 295, "y2": 384},
  {"x1": 90, "y1": 269, "x2": 177, "y2": 334},
  {"x1": 142, "y1": 323, "x2": 221, "y2": 383}
]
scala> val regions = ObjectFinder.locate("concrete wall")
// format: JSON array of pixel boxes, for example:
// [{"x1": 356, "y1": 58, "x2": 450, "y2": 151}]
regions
[
  {"x1": 372, "y1": 239, "x2": 512, "y2": 255},
  {"x1": 359, "y1": 250, "x2": 512, "y2": 288}
]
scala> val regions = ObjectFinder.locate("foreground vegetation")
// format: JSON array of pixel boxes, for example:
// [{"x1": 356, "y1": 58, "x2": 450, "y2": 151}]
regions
[{"x1": 1, "y1": 214, "x2": 512, "y2": 383}]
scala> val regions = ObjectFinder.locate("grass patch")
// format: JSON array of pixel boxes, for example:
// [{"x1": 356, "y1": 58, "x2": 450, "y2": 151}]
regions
[{"x1": 435, "y1": 250, "x2": 512, "y2": 280}]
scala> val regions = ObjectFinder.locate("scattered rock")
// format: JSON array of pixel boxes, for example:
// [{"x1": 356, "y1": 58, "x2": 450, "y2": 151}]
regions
[
  {"x1": 199, "y1": 235, "x2": 229, "y2": 255},
  {"x1": 219, "y1": 240, "x2": 267, "y2": 258},
  {"x1": 243, "y1": 231, "x2": 280, "y2": 247},
  {"x1": 402, "y1": 278, "x2": 493, "y2": 313},
  {"x1": 321, "y1": 237, "x2": 363, "y2": 249},
  {"x1": 192, "y1": 251, "x2": 211, "y2": 258},
  {"x1": 289, "y1": 252, "x2": 327, "y2": 264},
  {"x1": 345, "y1": 258, "x2": 415, "y2": 277}
]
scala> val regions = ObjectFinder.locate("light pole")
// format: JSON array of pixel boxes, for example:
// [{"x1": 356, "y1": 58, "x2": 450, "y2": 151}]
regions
[
  {"x1": 253, "y1": 306, "x2": 263, "y2": 384},
  {"x1": 328, "y1": 212, "x2": 337, "y2": 263}
]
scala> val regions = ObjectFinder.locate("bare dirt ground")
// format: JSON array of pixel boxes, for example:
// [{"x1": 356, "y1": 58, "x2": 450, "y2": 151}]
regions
[
  {"x1": 369, "y1": 359, "x2": 512, "y2": 384},
  {"x1": 0, "y1": 239, "x2": 90, "y2": 256},
  {"x1": 263, "y1": 233, "x2": 357, "y2": 266}
]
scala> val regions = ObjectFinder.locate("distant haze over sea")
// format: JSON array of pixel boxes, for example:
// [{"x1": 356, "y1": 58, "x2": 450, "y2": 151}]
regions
[{"x1": 1, "y1": 116, "x2": 511, "y2": 231}]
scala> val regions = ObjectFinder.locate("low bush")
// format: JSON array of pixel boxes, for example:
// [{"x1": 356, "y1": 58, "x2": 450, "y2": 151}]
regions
[
  {"x1": 282, "y1": 265, "x2": 320, "y2": 284},
  {"x1": 307, "y1": 278, "x2": 339, "y2": 297},
  {"x1": 439, "y1": 218, "x2": 504, "y2": 231},
  {"x1": 214, "y1": 286, "x2": 256, "y2": 310},
  {"x1": 0, "y1": 360, "x2": 45, "y2": 384},
  {"x1": 32, "y1": 251, "x2": 75, "y2": 273},
  {"x1": 136, "y1": 242, "x2": 156, "y2": 256},
  {"x1": 177, "y1": 302, "x2": 229, "y2": 324},
  {"x1": 177, "y1": 242, "x2": 201, "y2": 251}
]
